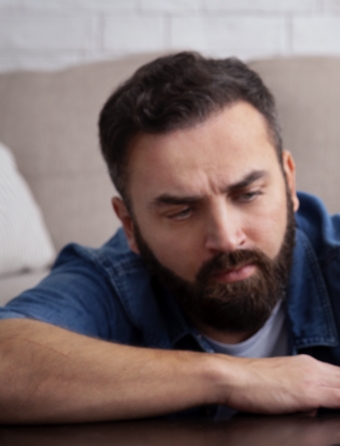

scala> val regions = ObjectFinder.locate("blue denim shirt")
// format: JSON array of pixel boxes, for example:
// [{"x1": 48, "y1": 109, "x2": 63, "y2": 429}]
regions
[{"x1": 1, "y1": 192, "x2": 340, "y2": 365}]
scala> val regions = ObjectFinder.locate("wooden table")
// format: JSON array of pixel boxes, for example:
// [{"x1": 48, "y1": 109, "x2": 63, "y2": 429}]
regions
[{"x1": 1, "y1": 413, "x2": 340, "y2": 446}]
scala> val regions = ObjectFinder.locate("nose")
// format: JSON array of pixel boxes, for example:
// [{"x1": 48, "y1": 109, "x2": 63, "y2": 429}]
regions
[{"x1": 204, "y1": 199, "x2": 246, "y2": 253}]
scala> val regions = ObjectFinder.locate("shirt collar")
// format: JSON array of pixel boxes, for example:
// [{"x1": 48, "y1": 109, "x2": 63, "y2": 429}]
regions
[{"x1": 286, "y1": 227, "x2": 338, "y2": 351}]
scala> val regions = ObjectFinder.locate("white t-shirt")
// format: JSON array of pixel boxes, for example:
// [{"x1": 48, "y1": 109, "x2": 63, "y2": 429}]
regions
[{"x1": 201, "y1": 300, "x2": 289, "y2": 358}]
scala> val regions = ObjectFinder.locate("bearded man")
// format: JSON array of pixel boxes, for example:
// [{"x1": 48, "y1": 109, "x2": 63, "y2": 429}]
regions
[{"x1": 1, "y1": 52, "x2": 340, "y2": 423}]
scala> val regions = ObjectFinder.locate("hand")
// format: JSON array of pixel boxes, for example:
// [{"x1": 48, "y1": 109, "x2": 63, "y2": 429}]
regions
[{"x1": 216, "y1": 354, "x2": 340, "y2": 414}]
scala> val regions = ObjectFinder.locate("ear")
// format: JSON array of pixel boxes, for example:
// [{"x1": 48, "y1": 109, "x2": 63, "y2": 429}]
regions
[
  {"x1": 112, "y1": 197, "x2": 140, "y2": 254},
  {"x1": 282, "y1": 150, "x2": 299, "y2": 212}
]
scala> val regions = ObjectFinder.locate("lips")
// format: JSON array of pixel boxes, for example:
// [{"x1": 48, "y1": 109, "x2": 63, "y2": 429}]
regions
[{"x1": 213, "y1": 263, "x2": 256, "y2": 283}]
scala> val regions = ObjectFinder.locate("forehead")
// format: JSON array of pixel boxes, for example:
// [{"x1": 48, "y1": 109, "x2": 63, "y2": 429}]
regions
[{"x1": 126, "y1": 102, "x2": 279, "y2": 202}]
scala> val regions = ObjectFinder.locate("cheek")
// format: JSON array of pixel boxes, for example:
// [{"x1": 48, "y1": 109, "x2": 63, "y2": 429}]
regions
[
  {"x1": 138, "y1": 223, "x2": 205, "y2": 282},
  {"x1": 247, "y1": 199, "x2": 288, "y2": 259}
]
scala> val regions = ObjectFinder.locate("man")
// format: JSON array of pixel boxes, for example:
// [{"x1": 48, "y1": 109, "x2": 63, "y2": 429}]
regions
[{"x1": 1, "y1": 51, "x2": 340, "y2": 423}]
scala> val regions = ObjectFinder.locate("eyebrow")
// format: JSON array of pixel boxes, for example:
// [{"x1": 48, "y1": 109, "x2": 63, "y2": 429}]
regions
[
  {"x1": 227, "y1": 169, "x2": 267, "y2": 193},
  {"x1": 150, "y1": 170, "x2": 268, "y2": 208}
]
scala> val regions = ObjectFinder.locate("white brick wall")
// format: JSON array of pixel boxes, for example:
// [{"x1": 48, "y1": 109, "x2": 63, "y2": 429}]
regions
[
  {"x1": 0, "y1": 16, "x2": 97, "y2": 50},
  {"x1": 204, "y1": 0, "x2": 321, "y2": 13},
  {"x1": 104, "y1": 16, "x2": 165, "y2": 51},
  {"x1": 293, "y1": 17, "x2": 340, "y2": 53},
  {"x1": 171, "y1": 16, "x2": 286, "y2": 55},
  {"x1": 0, "y1": 0, "x2": 339, "y2": 72}
]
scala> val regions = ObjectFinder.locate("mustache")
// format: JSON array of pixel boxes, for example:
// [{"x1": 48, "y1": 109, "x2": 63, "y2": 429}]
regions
[{"x1": 196, "y1": 249, "x2": 272, "y2": 282}]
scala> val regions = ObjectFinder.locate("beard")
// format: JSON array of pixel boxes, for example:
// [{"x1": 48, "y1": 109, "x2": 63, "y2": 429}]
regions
[{"x1": 133, "y1": 190, "x2": 296, "y2": 334}]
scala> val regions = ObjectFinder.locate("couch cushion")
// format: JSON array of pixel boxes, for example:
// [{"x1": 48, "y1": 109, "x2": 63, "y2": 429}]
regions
[
  {"x1": 249, "y1": 57, "x2": 340, "y2": 214},
  {"x1": 0, "y1": 52, "x2": 166, "y2": 251},
  {"x1": 0, "y1": 141, "x2": 55, "y2": 277}
]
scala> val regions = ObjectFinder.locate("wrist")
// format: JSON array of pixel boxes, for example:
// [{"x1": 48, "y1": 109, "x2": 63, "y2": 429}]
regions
[{"x1": 197, "y1": 352, "x2": 238, "y2": 406}]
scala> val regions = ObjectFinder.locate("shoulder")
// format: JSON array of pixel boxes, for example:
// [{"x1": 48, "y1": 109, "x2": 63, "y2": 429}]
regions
[
  {"x1": 295, "y1": 192, "x2": 340, "y2": 260},
  {"x1": 54, "y1": 227, "x2": 145, "y2": 279},
  {"x1": 0, "y1": 228, "x2": 153, "y2": 340}
]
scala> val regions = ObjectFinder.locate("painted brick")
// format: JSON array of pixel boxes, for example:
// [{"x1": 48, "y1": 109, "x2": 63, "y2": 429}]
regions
[
  {"x1": 140, "y1": 0, "x2": 202, "y2": 13},
  {"x1": 0, "y1": 0, "x2": 21, "y2": 7},
  {"x1": 325, "y1": 0, "x2": 340, "y2": 13},
  {"x1": 0, "y1": 16, "x2": 96, "y2": 51},
  {"x1": 171, "y1": 16, "x2": 286, "y2": 53},
  {"x1": 104, "y1": 16, "x2": 164, "y2": 51},
  {"x1": 21, "y1": 0, "x2": 137, "y2": 12},
  {"x1": 0, "y1": 52, "x2": 84, "y2": 72},
  {"x1": 293, "y1": 17, "x2": 340, "y2": 53},
  {"x1": 1, "y1": 1, "x2": 340, "y2": 73},
  {"x1": 204, "y1": 0, "x2": 319, "y2": 12}
]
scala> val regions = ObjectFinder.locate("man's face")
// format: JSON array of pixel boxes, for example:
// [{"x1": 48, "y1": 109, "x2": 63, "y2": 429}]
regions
[{"x1": 113, "y1": 101, "x2": 299, "y2": 337}]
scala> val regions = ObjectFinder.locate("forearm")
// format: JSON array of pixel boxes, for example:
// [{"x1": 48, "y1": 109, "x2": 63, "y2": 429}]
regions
[
  {"x1": 0, "y1": 319, "x2": 221, "y2": 424},
  {"x1": 3, "y1": 319, "x2": 340, "y2": 424}
]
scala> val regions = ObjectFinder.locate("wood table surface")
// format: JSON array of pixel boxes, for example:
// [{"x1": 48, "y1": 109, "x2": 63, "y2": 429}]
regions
[{"x1": 1, "y1": 412, "x2": 340, "y2": 446}]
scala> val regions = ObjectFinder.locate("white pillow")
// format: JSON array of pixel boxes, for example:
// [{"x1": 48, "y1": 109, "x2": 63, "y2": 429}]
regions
[{"x1": 0, "y1": 141, "x2": 55, "y2": 277}]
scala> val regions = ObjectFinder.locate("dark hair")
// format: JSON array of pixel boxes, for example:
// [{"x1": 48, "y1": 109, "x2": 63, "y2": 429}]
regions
[{"x1": 99, "y1": 51, "x2": 282, "y2": 202}]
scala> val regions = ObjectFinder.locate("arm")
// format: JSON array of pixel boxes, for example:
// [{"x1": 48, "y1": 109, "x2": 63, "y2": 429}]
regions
[
  {"x1": 2, "y1": 319, "x2": 340, "y2": 424},
  {"x1": 0, "y1": 318, "x2": 217, "y2": 423}
]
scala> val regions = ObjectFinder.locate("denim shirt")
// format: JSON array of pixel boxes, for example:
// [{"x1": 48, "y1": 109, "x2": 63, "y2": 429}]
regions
[{"x1": 1, "y1": 192, "x2": 340, "y2": 365}]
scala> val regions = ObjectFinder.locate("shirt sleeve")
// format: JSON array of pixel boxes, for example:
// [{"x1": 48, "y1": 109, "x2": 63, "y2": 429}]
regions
[{"x1": 0, "y1": 243, "x2": 137, "y2": 342}]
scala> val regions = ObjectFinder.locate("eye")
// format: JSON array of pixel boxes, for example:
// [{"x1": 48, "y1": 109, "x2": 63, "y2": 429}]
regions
[
  {"x1": 166, "y1": 207, "x2": 192, "y2": 220},
  {"x1": 235, "y1": 190, "x2": 263, "y2": 203}
]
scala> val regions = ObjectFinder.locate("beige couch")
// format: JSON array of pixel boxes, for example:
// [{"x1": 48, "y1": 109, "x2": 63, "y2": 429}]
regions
[{"x1": 1, "y1": 53, "x2": 340, "y2": 305}]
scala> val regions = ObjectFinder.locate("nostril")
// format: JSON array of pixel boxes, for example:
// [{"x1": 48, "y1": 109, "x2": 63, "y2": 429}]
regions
[{"x1": 205, "y1": 226, "x2": 246, "y2": 253}]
